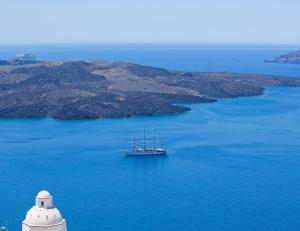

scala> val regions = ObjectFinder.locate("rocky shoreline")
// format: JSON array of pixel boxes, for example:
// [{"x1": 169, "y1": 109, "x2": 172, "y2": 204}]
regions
[{"x1": 0, "y1": 60, "x2": 300, "y2": 120}]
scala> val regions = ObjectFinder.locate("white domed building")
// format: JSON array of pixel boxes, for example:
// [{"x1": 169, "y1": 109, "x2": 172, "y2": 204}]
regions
[{"x1": 22, "y1": 191, "x2": 67, "y2": 231}]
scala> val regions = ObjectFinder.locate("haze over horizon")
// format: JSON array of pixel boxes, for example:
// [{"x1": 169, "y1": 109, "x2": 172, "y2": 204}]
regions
[{"x1": 0, "y1": 0, "x2": 300, "y2": 45}]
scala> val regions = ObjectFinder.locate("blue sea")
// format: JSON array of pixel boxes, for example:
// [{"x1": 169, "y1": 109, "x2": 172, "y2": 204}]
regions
[{"x1": 0, "y1": 44, "x2": 300, "y2": 231}]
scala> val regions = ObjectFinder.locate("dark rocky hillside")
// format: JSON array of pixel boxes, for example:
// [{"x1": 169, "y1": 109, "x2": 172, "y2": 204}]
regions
[
  {"x1": 266, "y1": 50, "x2": 300, "y2": 64},
  {"x1": 0, "y1": 60, "x2": 299, "y2": 119}
]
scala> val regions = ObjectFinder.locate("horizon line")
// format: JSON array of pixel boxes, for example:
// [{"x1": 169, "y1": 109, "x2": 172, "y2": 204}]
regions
[{"x1": 0, "y1": 42, "x2": 299, "y2": 47}]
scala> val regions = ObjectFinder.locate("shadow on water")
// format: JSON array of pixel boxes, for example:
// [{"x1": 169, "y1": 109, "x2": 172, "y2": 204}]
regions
[{"x1": 122, "y1": 155, "x2": 169, "y2": 171}]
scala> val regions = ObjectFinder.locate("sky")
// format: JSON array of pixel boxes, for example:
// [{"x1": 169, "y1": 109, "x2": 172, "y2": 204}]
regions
[{"x1": 0, "y1": 0, "x2": 299, "y2": 44}]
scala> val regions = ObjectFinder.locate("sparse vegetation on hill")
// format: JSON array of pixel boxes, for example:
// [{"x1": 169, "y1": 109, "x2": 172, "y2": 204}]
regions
[{"x1": 0, "y1": 60, "x2": 299, "y2": 119}]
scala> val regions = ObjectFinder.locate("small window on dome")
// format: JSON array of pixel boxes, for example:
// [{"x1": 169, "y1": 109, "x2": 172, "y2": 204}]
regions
[{"x1": 41, "y1": 201, "x2": 44, "y2": 207}]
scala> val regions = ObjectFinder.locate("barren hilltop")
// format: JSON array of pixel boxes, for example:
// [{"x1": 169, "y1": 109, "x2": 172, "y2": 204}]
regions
[{"x1": 0, "y1": 60, "x2": 299, "y2": 119}]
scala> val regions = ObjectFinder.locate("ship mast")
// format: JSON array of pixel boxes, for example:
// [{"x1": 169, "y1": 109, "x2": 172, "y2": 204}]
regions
[
  {"x1": 132, "y1": 130, "x2": 136, "y2": 151},
  {"x1": 153, "y1": 129, "x2": 156, "y2": 150},
  {"x1": 143, "y1": 129, "x2": 147, "y2": 150}
]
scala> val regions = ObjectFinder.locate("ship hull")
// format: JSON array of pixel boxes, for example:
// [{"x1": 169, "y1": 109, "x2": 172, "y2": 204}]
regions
[{"x1": 125, "y1": 150, "x2": 167, "y2": 156}]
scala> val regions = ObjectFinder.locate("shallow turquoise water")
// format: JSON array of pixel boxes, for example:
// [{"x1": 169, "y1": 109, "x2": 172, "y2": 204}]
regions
[{"x1": 0, "y1": 45, "x2": 300, "y2": 231}]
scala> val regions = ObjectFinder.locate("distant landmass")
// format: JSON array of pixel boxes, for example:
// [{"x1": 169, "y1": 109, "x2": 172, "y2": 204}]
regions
[
  {"x1": 0, "y1": 60, "x2": 300, "y2": 120},
  {"x1": 266, "y1": 50, "x2": 300, "y2": 64}
]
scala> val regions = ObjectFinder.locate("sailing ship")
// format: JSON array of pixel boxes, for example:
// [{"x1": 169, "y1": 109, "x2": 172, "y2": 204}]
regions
[{"x1": 124, "y1": 129, "x2": 167, "y2": 156}]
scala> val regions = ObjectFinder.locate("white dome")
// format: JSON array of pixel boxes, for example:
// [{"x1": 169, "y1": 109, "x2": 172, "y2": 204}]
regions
[
  {"x1": 37, "y1": 190, "x2": 51, "y2": 199},
  {"x1": 24, "y1": 206, "x2": 63, "y2": 226},
  {"x1": 23, "y1": 190, "x2": 66, "y2": 228}
]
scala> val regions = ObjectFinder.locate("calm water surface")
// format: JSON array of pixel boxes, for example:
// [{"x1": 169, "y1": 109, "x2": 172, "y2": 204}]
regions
[{"x1": 0, "y1": 45, "x2": 300, "y2": 231}]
